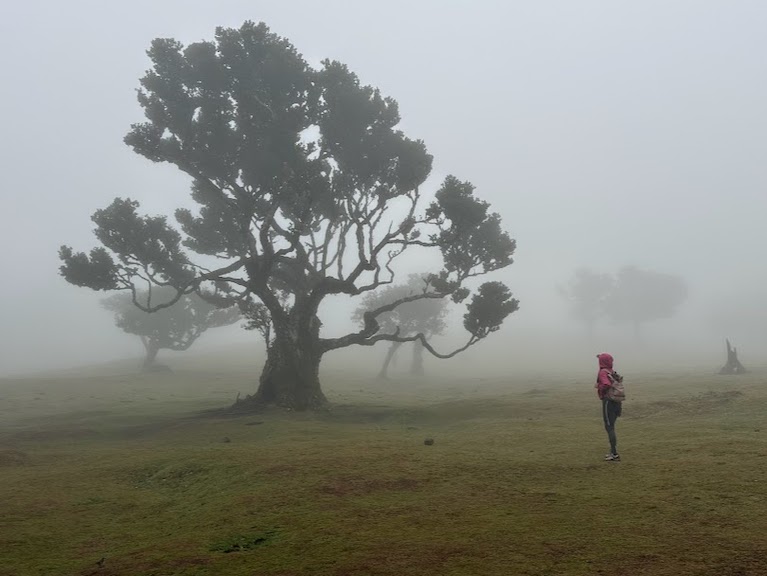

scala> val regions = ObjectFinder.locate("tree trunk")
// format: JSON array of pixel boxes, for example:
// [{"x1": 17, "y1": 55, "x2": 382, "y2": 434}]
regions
[
  {"x1": 410, "y1": 339, "x2": 425, "y2": 376},
  {"x1": 720, "y1": 338, "x2": 747, "y2": 375},
  {"x1": 378, "y1": 342, "x2": 402, "y2": 379},
  {"x1": 253, "y1": 334, "x2": 327, "y2": 410},
  {"x1": 141, "y1": 340, "x2": 160, "y2": 372}
]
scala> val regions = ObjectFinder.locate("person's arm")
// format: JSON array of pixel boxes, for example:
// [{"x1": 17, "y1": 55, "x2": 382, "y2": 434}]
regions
[{"x1": 596, "y1": 369, "x2": 612, "y2": 398}]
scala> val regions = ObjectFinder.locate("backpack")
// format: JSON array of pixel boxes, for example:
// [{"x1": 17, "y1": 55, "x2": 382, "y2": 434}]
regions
[{"x1": 605, "y1": 370, "x2": 625, "y2": 403}]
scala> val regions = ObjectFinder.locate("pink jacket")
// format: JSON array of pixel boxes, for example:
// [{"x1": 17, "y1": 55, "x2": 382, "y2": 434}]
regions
[{"x1": 595, "y1": 353, "x2": 615, "y2": 400}]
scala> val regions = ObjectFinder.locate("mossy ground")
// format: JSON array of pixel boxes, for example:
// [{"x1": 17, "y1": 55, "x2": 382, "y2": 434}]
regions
[{"x1": 1, "y1": 364, "x2": 766, "y2": 575}]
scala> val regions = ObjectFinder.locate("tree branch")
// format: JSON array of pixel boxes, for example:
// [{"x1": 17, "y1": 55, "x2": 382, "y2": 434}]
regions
[
  {"x1": 353, "y1": 331, "x2": 479, "y2": 359},
  {"x1": 320, "y1": 291, "x2": 447, "y2": 352},
  {"x1": 130, "y1": 259, "x2": 247, "y2": 313}
]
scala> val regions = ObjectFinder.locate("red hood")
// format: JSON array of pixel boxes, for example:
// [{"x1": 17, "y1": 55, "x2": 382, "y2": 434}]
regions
[{"x1": 597, "y1": 353, "x2": 614, "y2": 371}]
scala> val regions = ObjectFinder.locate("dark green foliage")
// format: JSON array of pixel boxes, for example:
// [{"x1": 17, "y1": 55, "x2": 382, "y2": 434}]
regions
[
  {"x1": 58, "y1": 246, "x2": 119, "y2": 290},
  {"x1": 463, "y1": 282, "x2": 519, "y2": 339},
  {"x1": 60, "y1": 198, "x2": 195, "y2": 291},
  {"x1": 427, "y1": 177, "x2": 515, "y2": 282}
]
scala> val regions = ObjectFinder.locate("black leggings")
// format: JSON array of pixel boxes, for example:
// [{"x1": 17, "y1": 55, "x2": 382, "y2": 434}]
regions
[{"x1": 602, "y1": 398, "x2": 622, "y2": 455}]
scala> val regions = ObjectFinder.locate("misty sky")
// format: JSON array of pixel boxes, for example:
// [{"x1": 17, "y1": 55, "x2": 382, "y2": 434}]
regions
[{"x1": 2, "y1": 1, "x2": 766, "y2": 375}]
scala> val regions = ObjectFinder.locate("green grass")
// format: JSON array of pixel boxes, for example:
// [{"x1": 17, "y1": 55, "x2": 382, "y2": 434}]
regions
[{"x1": 1, "y1": 366, "x2": 767, "y2": 575}]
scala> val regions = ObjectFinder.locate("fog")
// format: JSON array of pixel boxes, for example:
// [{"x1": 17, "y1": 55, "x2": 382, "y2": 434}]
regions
[{"x1": 2, "y1": 1, "x2": 766, "y2": 377}]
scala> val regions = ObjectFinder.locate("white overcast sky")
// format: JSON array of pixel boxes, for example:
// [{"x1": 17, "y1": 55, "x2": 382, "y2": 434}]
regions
[{"x1": 1, "y1": 1, "x2": 766, "y2": 374}]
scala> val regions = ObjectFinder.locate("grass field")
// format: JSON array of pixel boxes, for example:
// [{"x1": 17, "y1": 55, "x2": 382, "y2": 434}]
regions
[{"x1": 1, "y1": 360, "x2": 766, "y2": 576}]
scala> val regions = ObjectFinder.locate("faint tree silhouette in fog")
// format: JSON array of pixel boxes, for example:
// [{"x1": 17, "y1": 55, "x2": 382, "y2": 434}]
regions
[
  {"x1": 603, "y1": 266, "x2": 687, "y2": 339},
  {"x1": 560, "y1": 267, "x2": 613, "y2": 337},
  {"x1": 354, "y1": 274, "x2": 449, "y2": 378},
  {"x1": 102, "y1": 288, "x2": 239, "y2": 371},
  {"x1": 58, "y1": 21, "x2": 519, "y2": 410}
]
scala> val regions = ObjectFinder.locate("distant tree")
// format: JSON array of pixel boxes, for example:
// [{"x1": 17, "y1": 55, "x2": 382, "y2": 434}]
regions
[
  {"x1": 58, "y1": 22, "x2": 519, "y2": 410},
  {"x1": 603, "y1": 266, "x2": 687, "y2": 339},
  {"x1": 101, "y1": 288, "x2": 240, "y2": 371},
  {"x1": 354, "y1": 274, "x2": 449, "y2": 378},
  {"x1": 560, "y1": 267, "x2": 613, "y2": 337}
]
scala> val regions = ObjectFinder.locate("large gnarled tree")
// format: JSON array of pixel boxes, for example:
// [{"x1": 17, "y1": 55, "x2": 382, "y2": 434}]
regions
[{"x1": 59, "y1": 22, "x2": 518, "y2": 410}]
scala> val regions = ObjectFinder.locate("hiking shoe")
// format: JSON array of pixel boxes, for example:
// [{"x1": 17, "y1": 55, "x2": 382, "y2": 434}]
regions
[{"x1": 604, "y1": 453, "x2": 620, "y2": 462}]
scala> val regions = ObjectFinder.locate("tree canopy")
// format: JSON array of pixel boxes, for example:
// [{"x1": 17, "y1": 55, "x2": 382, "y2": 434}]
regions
[
  {"x1": 602, "y1": 266, "x2": 688, "y2": 334},
  {"x1": 561, "y1": 266, "x2": 687, "y2": 339},
  {"x1": 59, "y1": 21, "x2": 518, "y2": 409},
  {"x1": 560, "y1": 267, "x2": 613, "y2": 336}
]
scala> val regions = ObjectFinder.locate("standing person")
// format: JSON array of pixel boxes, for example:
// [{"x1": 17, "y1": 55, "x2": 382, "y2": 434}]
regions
[{"x1": 596, "y1": 353, "x2": 623, "y2": 461}]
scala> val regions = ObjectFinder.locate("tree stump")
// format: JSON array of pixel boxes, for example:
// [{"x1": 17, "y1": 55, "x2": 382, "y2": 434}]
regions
[{"x1": 719, "y1": 339, "x2": 747, "y2": 375}]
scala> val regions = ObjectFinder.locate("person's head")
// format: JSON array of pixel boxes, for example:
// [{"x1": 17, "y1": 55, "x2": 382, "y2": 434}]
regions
[{"x1": 596, "y1": 353, "x2": 614, "y2": 370}]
